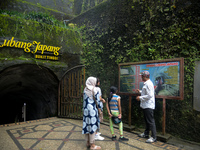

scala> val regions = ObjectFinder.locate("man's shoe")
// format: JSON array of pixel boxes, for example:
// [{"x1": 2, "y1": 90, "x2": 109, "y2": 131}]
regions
[
  {"x1": 112, "y1": 135, "x2": 117, "y2": 141},
  {"x1": 95, "y1": 135, "x2": 104, "y2": 140},
  {"x1": 138, "y1": 133, "x2": 149, "y2": 138},
  {"x1": 119, "y1": 137, "x2": 129, "y2": 141},
  {"x1": 146, "y1": 137, "x2": 156, "y2": 143}
]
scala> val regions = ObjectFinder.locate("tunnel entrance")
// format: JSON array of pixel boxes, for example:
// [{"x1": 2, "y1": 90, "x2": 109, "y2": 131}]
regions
[{"x1": 0, "y1": 64, "x2": 59, "y2": 125}]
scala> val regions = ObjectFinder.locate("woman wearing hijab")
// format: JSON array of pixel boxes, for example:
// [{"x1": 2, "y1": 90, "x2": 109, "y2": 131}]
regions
[{"x1": 82, "y1": 77, "x2": 101, "y2": 150}]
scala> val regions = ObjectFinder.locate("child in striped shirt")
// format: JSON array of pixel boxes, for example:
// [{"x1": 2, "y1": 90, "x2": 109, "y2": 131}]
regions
[{"x1": 106, "y1": 86, "x2": 129, "y2": 141}]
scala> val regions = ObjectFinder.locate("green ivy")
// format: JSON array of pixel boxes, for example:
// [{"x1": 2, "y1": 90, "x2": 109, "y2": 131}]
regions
[{"x1": 80, "y1": 0, "x2": 200, "y2": 142}]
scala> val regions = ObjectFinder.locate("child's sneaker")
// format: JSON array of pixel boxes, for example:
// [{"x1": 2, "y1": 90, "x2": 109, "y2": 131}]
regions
[
  {"x1": 146, "y1": 137, "x2": 156, "y2": 143},
  {"x1": 111, "y1": 135, "x2": 117, "y2": 141},
  {"x1": 96, "y1": 132, "x2": 101, "y2": 136},
  {"x1": 138, "y1": 132, "x2": 149, "y2": 138},
  {"x1": 95, "y1": 134, "x2": 104, "y2": 140},
  {"x1": 119, "y1": 136, "x2": 129, "y2": 141}
]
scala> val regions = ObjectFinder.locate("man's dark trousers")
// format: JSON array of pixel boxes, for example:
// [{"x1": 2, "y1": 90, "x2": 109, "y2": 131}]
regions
[{"x1": 143, "y1": 108, "x2": 156, "y2": 139}]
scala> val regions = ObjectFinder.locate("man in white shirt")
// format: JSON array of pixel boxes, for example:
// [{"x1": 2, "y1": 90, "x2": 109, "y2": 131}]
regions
[{"x1": 136, "y1": 71, "x2": 157, "y2": 143}]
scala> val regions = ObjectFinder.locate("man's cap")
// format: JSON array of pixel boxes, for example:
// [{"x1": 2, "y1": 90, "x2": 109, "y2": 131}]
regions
[{"x1": 140, "y1": 71, "x2": 150, "y2": 77}]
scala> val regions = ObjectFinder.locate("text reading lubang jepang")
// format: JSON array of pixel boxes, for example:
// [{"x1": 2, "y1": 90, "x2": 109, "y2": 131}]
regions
[{"x1": 0, "y1": 37, "x2": 60, "y2": 60}]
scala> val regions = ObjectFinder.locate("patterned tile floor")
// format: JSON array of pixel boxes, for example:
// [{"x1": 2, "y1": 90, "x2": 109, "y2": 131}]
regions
[{"x1": 0, "y1": 118, "x2": 184, "y2": 150}]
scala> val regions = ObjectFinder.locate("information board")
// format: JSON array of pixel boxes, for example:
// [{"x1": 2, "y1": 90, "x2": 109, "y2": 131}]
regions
[{"x1": 118, "y1": 58, "x2": 184, "y2": 100}]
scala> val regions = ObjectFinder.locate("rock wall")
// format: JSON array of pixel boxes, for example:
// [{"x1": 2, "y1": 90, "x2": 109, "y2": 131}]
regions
[
  {"x1": 0, "y1": 0, "x2": 74, "y2": 20},
  {"x1": 69, "y1": 0, "x2": 200, "y2": 142},
  {"x1": 0, "y1": 6, "x2": 83, "y2": 124}
]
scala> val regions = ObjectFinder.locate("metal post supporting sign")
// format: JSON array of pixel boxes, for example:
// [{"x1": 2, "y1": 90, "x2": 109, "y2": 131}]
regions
[
  {"x1": 129, "y1": 96, "x2": 132, "y2": 126},
  {"x1": 162, "y1": 98, "x2": 166, "y2": 135},
  {"x1": 24, "y1": 103, "x2": 26, "y2": 122}
]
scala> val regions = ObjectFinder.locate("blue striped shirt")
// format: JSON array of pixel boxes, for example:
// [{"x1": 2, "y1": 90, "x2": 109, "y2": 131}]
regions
[{"x1": 109, "y1": 94, "x2": 120, "y2": 111}]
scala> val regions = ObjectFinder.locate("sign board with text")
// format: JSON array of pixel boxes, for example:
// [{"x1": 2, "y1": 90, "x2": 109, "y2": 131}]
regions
[
  {"x1": 118, "y1": 58, "x2": 184, "y2": 100},
  {"x1": 0, "y1": 37, "x2": 61, "y2": 61}
]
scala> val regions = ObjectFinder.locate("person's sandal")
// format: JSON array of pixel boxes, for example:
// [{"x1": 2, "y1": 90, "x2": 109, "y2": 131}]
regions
[
  {"x1": 90, "y1": 145, "x2": 101, "y2": 149},
  {"x1": 86, "y1": 141, "x2": 90, "y2": 148},
  {"x1": 86, "y1": 144, "x2": 90, "y2": 148}
]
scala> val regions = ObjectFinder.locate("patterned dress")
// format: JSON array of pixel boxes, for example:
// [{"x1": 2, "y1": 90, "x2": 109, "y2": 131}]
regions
[{"x1": 82, "y1": 91, "x2": 101, "y2": 134}]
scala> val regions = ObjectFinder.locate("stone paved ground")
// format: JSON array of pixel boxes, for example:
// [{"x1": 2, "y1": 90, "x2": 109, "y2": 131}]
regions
[{"x1": 0, "y1": 117, "x2": 188, "y2": 150}]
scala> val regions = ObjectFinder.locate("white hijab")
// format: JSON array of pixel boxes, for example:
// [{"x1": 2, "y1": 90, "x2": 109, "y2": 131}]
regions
[{"x1": 84, "y1": 76, "x2": 98, "y2": 99}]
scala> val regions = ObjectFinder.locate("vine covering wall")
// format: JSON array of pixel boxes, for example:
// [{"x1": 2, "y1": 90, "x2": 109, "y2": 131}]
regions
[
  {"x1": 71, "y1": 0, "x2": 200, "y2": 142},
  {"x1": 0, "y1": 8, "x2": 83, "y2": 124},
  {"x1": 0, "y1": 10, "x2": 82, "y2": 78},
  {"x1": 73, "y1": 0, "x2": 106, "y2": 15},
  {"x1": 3, "y1": 0, "x2": 74, "y2": 19},
  {"x1": 0, "y1": 0, "x2": 108, "y2": 19}
]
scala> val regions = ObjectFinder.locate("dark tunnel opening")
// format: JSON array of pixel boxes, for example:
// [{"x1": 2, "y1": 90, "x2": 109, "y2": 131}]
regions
[{"x1": 0, "y1": 64, "x2": 59, "y2": 125}]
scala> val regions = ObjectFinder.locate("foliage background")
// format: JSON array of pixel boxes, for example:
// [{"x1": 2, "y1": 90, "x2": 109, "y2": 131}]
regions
[
  {"x1": 1, "y1": 0, "x2": 200, "y2": 143},
  {"x1": 71, "y1": 0, "x2": 200, "y2": 142}
]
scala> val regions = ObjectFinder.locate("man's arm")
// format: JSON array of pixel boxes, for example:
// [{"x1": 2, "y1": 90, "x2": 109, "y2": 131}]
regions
[
  {"x1": 139, "y1": 85, "x2": 154, "y2": 101},
  {"x1": 136, "y1": 89, "x2": 142, "y2": 101}
]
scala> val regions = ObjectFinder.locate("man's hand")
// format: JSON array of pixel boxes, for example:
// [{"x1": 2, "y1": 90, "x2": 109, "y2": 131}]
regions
[
  {"x1": 136, "y1": 89, "x2": 140, "y2": 93},
  {"x1": 136, "y1": 96, "x2": 140, "y2": 101}
]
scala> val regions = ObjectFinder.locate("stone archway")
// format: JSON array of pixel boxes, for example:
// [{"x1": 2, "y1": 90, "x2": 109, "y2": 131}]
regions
[{"x1": 0, "y1": 64, "x2": 59, "y2": 125}]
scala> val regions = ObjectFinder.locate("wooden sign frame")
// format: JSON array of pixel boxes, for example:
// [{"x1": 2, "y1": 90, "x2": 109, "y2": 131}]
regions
[
  {"x1": 118, "y1": 58, "x2": 184, "y2": 134},
  {"x1": 118, "y1": 58, "x2": 184, "y2": 100}
]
